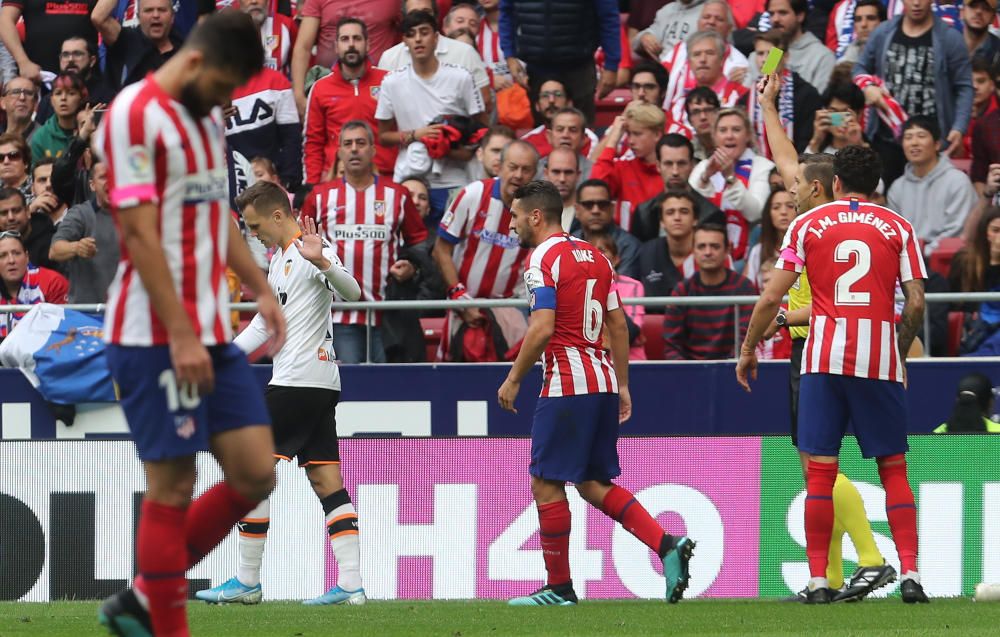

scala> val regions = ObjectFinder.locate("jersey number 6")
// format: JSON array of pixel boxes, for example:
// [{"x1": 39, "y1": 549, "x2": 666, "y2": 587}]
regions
[{"x1": 583, "y1": 278, "x2": 603, "y2": 342}]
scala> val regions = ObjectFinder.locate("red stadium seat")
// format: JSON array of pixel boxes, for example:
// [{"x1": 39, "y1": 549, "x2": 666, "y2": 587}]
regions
[
  {"x1": 594, "y1": 88, "x2": 632, "y2": 129},
  {"x1": 947, "y1": 311, "x2": 964, "y2": 356},
  {"x1": 421, "y1": 317, "x2": 445, "y2": 362},
  {"x1": 951, "y1": 157, "x2": 972, "y2": 175},
  {"x1": 929, "y1": 237, "x2": 965, "y2": 277},
  {"x1": 641, "y1": 314, "x2": 664, "y2": 360}
]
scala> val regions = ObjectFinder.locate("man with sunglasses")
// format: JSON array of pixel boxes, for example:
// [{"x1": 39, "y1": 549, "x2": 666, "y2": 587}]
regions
[
  {"x1": 570, "y1": 178, "x2": 641, "y2": 278},
  {"x1": 0, "y1": 78, "x2": 39, "y2": 140},
  {"x1": 0, "y1": 183, "x2": 56, "y2": 269},
  {"x1": 0, "y1": 230, "x2": 68, "y2": 339}
]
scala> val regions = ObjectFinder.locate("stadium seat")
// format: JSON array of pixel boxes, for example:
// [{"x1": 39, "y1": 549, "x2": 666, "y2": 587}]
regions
[
  {"x1": 947, "y1": 311, "x2": 964, "y2": 357},
  {"x1": 641, "y1": 314, "x2": 664, "y2": 360},
  {"x1": 421, "y1": 317, "x2": 445, "y2": 362},
  {"x1": 929, "y1": 237, "x2": 965, "y2": 277},
  {"x1": 951, "y1": 157, "x2": 972, "y2": 175},
  {"x1": 595, "y1": 88, "x2": 632, "y2": 129}
]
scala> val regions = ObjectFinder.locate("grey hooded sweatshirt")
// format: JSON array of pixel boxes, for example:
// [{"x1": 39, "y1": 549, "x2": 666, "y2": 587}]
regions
[{"x1": 887, "y1": 154, "x2": 977, "y2": 255}]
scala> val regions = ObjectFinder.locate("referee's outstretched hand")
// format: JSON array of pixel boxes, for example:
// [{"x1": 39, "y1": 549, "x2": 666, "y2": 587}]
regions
[{"x1": 735, "y1": 350, "x2": 758, "y2": 393}]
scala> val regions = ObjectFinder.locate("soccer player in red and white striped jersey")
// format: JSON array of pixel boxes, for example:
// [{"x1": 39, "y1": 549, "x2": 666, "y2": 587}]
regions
[
  {"x1": 432, "y1": 140, "x2": 536, "y2": 359},
  {"x1": 498, "y1": 180, "x2": 695, "y2": 607},
  {"x1": 94, "y1": 12, "x2": 288, "y2": 636},
  {"x1": 738, "y1": 145, "x2": 929, "y2": 604},
  {"x1": 301, "y1": 120, "x2": 428, "y2": 363}
]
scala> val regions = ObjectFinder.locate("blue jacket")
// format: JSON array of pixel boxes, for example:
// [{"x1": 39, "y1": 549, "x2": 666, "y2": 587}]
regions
[
  {"x1": 499, "y1": 0, "x2": 620, "y2": 70},
  {"x1": 853, "y1": 16, "x2": 973, "y2": 138}
]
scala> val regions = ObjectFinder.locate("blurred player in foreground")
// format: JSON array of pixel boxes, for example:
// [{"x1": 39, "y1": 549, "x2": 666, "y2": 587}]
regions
[
  {"x1": 195, "y1": 181, "x2": 365, "y2": 606},
  {"x1": 736, "y1": 143, "x2": 930, "y2": 604},
  {"x1": 756, "y1": 70, "x2": 896, "y2": 602},
  {"x1": 498, "y1": 180, "x2": 695, "y2": 606},
  {"x1": 95, "y1": 11, "x2": 287, "y2": 637}
]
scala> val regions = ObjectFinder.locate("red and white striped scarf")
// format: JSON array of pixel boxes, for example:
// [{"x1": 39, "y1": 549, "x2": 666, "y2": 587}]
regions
[{"x1": 854, "y1": 74, "x2": 908, "y2": 140}]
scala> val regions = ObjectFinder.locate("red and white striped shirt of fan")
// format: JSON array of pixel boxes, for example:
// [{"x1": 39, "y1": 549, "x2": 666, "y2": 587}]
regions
[
  {"x1": 776, "y1": 197, "x2": 926, "y2": 382},
  {"x1": 96, "y1": 78, "x2": 232, "y2": 347},
  {"x1": 438, "y1": 178, "x2": 530, "y2": 299},
  {"x1": 525, "y1": 233, "x2": 620, "y2": 398},
  {"x1": 301, "y1": 176, "x2": 428, "y2": 326}
]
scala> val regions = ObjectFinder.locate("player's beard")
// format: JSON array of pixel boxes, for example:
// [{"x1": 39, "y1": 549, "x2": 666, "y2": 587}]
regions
[{"x1": 179, "y1": 79, "x2": 216, "y2": 119}]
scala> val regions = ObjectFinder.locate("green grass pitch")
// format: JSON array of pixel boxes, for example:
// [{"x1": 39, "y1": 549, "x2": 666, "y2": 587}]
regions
[{"x1": 3, "y1": 599, "x2": 1000, "y2": 636}]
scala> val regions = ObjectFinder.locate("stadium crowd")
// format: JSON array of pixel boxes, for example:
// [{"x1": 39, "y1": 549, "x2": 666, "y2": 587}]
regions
[{"x1": 1, "y1": 0, "x2": 999, "y2": 362}]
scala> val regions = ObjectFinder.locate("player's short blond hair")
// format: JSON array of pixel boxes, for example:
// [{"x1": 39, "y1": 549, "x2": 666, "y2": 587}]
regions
[{"x1": 623, "y1": 101, "x2": 666, "y2": 132}]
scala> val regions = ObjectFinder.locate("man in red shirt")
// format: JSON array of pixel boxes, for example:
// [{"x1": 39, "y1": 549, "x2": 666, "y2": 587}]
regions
[
  {"x1": 0, "y1": 230, "x2": 68, "y2": 338},
  {"x1": 520, "y1": 80, "x2": 599, "y2": 158},
  {"x1": 303, "y1": 17, "x2": 396, "y2": 183},
  {"x1": 592, "y1": 101, "x2": 665, "y2": 211}
]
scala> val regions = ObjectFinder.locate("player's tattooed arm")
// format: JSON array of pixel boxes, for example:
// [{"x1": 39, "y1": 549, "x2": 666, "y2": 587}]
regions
[{"x1": 897, "y1": 279, "x2": 926, "y2": 362}]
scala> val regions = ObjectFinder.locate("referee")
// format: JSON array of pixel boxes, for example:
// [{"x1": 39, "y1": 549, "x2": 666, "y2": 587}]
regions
[{"x1": 196, "y1": 180, "x2": 368, "y2": 606}]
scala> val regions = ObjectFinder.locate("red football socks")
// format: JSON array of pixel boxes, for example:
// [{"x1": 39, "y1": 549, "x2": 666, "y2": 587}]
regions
[
  {"x1": 805, "y1": 460, "x2": 838, "y2": 579},
  {"x1": 600, "y1": 485, "x2": 665, "y2": 554},
  {"x1": 537, "y1": 500, "x2": 572, "y2": 586},
  {"x1": 878, "y1": 454, "x2": 918, "y2": 574},
  {"x1": 136, "y1": 500, "x2": 190, "y2": 637},
  {"x1": 185, "y1": 481, "x2": 258, "y2": 567}
]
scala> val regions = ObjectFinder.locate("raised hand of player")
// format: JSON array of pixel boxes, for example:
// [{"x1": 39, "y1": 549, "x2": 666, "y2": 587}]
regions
[
  {"x1": 735, "y1": 349, "x2": 758, "y2": 393},
  {"x1": 757, "y1": 72, "x2": 780, "y2": 106},
  {"x1": 497, "y1": 377, "x2": 520, "y2": 414},
  {"x1": 618, "y1": 385, "x2": 632, "y2": 424},
  {"x1": 296, "y1": 215, "x2": 330, "y2": 270}
]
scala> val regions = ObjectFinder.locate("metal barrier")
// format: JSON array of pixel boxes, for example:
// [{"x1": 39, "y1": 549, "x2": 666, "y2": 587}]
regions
[{"x1": 3, "y1": 292, "x2": 999, "y2": 362}]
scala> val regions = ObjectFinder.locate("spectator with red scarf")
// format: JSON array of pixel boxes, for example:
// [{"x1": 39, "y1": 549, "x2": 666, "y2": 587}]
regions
[
  {"x1": 689, "y1": 107, "x2": 773, "y2": 261},
  {"x1": 0, "y1": 231, "x2": 67, "y2": 339},
  {"x1": 961, "y1": 57, "x2": 999, "y2": 159}
]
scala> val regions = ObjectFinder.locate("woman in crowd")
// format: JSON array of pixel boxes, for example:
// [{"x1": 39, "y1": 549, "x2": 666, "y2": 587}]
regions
[
  {"x1": 31, "y1": 72, "x2": 87, "y2": 163},
  {"x1": 689, "y1": 107, "x2": 773, "y2": 261},
  {"x1": 934, "y1": 373, "x2": 1000, "y2": 433},
  {"x1": 743, "y1": 188, "x2": 796, "y2": 286},
  {"x1": 949, "y1": 207, "x2": 1000, "y2": 354}
]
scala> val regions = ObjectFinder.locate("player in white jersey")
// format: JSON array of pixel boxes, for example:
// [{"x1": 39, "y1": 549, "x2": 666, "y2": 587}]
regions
[{"x1": 195, "y1": 180, "x2": 366, "y2": 606}]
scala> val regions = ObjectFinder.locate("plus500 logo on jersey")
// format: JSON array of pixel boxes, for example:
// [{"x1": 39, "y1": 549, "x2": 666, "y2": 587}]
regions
[
  {"x1": 331, "y1": 224, "x2": 390, "y2": 241},
  {"x1": 182, "y1": 170, "x2": 228, "y2": 204}
]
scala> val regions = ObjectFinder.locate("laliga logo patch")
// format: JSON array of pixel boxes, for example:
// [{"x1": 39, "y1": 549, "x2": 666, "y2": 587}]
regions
[
  {"x1": 126, "y1": 145, "x2": 152, "y2": 179},
  {"x1": 523, "y1": 266, "x2": 544, "y2": 291},
  {"x1": 265, "y1": 35, "x2": 278, "y2": 51},
  {"x1": 370, "y1": 86, "x2": 380, "y2": 99}
]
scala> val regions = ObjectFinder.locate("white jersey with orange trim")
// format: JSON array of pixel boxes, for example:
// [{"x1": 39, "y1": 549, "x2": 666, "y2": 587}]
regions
[
  {"x1": 95, "y1": 77, "x2": 231, "y2": 347},
  {"x1": 234, "y1": 237, "x2": 359, "y2": 391}
]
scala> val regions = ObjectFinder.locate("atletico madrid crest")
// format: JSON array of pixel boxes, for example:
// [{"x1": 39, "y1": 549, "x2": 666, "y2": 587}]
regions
[{"x1": 373, "y1": 201, "x2": 385, "y2": 220}]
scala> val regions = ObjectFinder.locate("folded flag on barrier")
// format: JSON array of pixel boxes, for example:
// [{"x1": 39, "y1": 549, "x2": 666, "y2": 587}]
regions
[{"x1": 0, "y1": 303, "x2": 116, "y2": 405}]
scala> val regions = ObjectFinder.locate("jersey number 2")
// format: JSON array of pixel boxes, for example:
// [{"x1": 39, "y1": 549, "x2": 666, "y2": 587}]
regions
[
  {"x1": 583, "y1": 278, "x2": 603, "y2": 342},
  {"x1": 834, "y1": 239, "x2": 871, "y2": 306}
]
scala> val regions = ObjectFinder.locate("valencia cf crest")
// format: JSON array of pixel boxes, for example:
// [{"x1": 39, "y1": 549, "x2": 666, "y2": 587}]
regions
[
  {"x1": 284, "y1": 259, "x2": 292, "y2": 276},
  {"x1": 370, "y1": 86, "x2": 380, "y2": 99},
  {"x1": 373, "y1": 200, "x2": 385, "y2": 220}
]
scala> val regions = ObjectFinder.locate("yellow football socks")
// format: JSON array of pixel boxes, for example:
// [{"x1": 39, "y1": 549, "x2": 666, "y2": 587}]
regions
[{"x1": 833, "y1": 473, "x2": 884, "y2": 569}]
